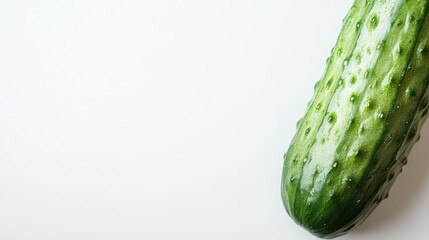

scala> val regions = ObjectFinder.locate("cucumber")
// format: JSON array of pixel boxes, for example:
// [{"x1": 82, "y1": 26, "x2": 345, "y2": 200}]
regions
[{"x1": 281, "y1": 0, "x2": 429, "y2": 238}]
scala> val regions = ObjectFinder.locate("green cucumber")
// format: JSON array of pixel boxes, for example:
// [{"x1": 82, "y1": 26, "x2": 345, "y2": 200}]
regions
[{"x1": 281, "y1": 0, "x2": 429, "y2": 238}]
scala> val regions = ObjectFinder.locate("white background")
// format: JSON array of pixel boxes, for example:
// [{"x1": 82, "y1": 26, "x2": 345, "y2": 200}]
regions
[{"x1": 1, "y1": 0, "x2": 429, "y2": 239}]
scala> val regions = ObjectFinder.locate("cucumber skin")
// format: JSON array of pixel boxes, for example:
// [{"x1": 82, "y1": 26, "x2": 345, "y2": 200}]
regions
[{"x1": 281, "y1": 0, "x2": 429, "y2": 238}]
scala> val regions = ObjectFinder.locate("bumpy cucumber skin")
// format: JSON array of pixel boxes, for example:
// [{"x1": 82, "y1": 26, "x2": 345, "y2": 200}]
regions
[{"x1": 281, "y1": 0, "x2": 429, "y2": 238}]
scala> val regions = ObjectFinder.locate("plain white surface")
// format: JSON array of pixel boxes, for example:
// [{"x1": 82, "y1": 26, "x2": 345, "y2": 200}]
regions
[{"x1": 1, "y1": 0, "x2": 429, "y2": 239}]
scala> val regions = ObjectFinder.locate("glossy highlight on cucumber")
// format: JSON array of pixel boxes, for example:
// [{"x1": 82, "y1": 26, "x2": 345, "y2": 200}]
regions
[{"x1": 281, "y1": 0, "x2": 429, "y2": 238}]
